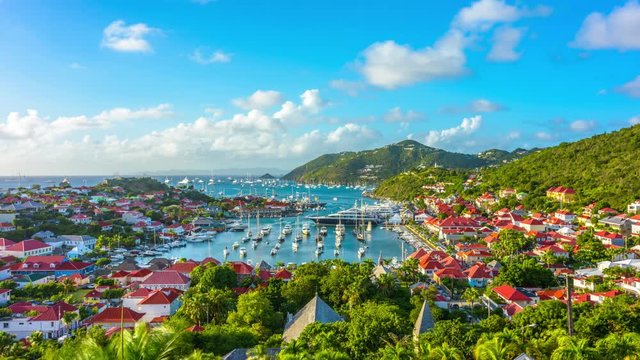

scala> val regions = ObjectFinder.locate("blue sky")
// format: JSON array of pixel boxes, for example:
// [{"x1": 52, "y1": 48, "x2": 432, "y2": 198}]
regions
[{"x1": 0, "y1": 0, "x2": 639, "y2": 175}]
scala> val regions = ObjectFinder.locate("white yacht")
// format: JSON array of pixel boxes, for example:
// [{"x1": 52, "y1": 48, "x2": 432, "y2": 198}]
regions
[
  {"x1": 282, "y1": 224, "x2": 292, "y2": 235},
  {"x1": 301, "y1": 222, "x2": 311, "y2": 236},
  {"x1": 239, "y1": 247, "x2": 247, "y2": 257}
]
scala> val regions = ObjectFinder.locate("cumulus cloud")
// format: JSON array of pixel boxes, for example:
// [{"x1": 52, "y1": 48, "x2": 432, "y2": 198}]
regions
[
  {"x1": 424, "y1": 115, "x2": 483, "y2": 148},
  {"x1": 535, "y1": 131, "x2": 554, "y2": 141},
  {"x1": 629, "y1": 116, "x2": 640, "y2": 125},
  {"x1": 190, "y1": 48, "x2": 232, "y2": 64},
  {"x1": 0, "y1": 89, "x2": 373, "y2": 174},
  {"x1": 274, "y1": 89, "x2": 327, "y2": 124},
  {"x1": 487, "y1": 26, "x2": 525, "y2": 62},
  {"x1": 616, "y1": 75, "x2": 640, "y2": 97},
  {"x1": 383, "y1": 107, "x2": 424, "y2": 122},
  {"x1": 572, "y1": 1, "x2": 640, "y2": 50},
  {"x1": 569, "y1": 119, "x2": 598, "y2": 132},
  {"x1": 233, "y1": 90, "x2": 283, "y2": 110},
  {"x1": 358, "y1": 31, "x2": 467, "y2": 89},
  {"x1": 69, "y1": 63, "x2": 86, "y2": 70},
  {"x1": 356, "y1": 0, "x2": 551, "y2": 89},
  {"x1": 101, "y1": 20, "x2": 159, "y2": 53}
]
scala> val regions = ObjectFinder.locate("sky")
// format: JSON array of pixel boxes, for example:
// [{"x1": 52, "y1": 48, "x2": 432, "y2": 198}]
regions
[{"x1": 0, "y1": 0, "x2": 639, "y2": 175}]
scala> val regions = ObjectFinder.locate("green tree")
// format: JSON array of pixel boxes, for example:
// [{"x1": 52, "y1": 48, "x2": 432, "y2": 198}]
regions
[
  {"x1": 179, "y1": 289, "x2": 236, "y2": 325},
  {"x1": 473, "y1": 337, "x2": 518, "y2": 360},
  {"x1": 346, "y1": 302, "x2": 411, "y2": 359},
  {"x1": 551, "y1": 336, "x2": 600, "y2": 360},
  {"x1": 227, "y1": 291, "x2": 283, "y2": 338},
  {"x1": 595, "y1": 332, "x2": 640, "y2": 360}
]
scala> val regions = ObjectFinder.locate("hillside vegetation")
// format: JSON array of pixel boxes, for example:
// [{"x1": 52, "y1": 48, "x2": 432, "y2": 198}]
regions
[
  {"x1": 373, "y1": 168, "x2": 469, "y2": 201},
  {"x1": 481, "y1": 125, "x2": 640, "y2": 210},
  {"x1": 284, "y1": 140, "x2": 529, "y2": 184}
]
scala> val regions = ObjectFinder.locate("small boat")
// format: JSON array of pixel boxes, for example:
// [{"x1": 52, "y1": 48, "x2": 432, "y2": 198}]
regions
[
  {"x1": 232, "y1": 242, "x2": 240, "y2": 250},
  {"x1": 261, "y1": 225, "x2": 272, "y2": 235},
  {"x1": 270, "y1": 248, "x2": 277, "y2": 256},
  {"x1": 275, "y1": 243, "x2": 281, "y2": 250},
  {"x1": 254, "y1": 232, "x2": 264, "y2": 242},
  {"x1": 335, "y1": 236, "x2": 342, "y2": 247},
  {"x1": 301, "y1": 223, "x2": 311, "y2": 236},
  {"x1": 334, "y1": 249, "x2": 340, "y2": 257},
  {"x1": 278, "y1": 233, "x2": 286, "y2": 242},
  {"x1": 223, "y1": 247, "x2": 229, "y2": 257},
  {"x1": 239, "y1": 247, "x2": 247, "y2": 257},
  {"x1": 292, "y1": 242, "x2": 299, "y2": 252},
  {"x1": 315, "y1": 248, "x2": 323, "y2": 257},
  {"x1": 241, "y1": 235, "x2": 251, "y2": 243},
  {"x1": 295, "y1": 232, "x2": 302, "y2": 242},
  {"x1": 358, "y1": 247, "x2": 366, "y2": 257},
  {"x1": 142, "y1": 250, "x2": 157, "y2": 257},
  {"x1": 252, "y1": 241, "x2": 258, "y2": 249},
  {"x1": 282, "y1": 224, "x2": 292, "y2": 235},
  {"x1": 335, "y1": 223, "x2": 345, "y2": 236},
  {"x1": 315, "y1": 234, "x2": 324, "y2": 243},
  {"x1": 319, "y1": 226, "x2": 328, "y2": 236}
]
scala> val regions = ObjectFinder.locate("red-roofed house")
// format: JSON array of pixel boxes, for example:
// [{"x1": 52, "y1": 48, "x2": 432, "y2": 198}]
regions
[
  {"x1": 546, "y1": 186, "x2": 576, "y2": 203},
  {"x1": 1, "y1": 302, "x2": 78, "y2": 339},
  {"x1": 140, "y1": 271, "x2": 191, "y2": 291},
  {"x1": 0, "y1": 223, "x2": 16, "y2": 232},
  {"x1": 594, "y1": 231, "x2": 625, "y2": 247},
  {"x1": 274, "y1": 268, "x2": 293, "y2": 281},
  {"x1": 90, "y1": 307, "x2": 145, "y2": 329},
  {"x1": 70, "y1": 214, "x2": 91, "y2": 225},
  {"x1": 464, "y1": 263, "x2": 493, "y2": 287},
  {"x1": 0, "y1": 288, "x2": 11, "y2": 304},
  {"x1": 167, "y1": 261, "x2": 199, "y2": 276},
  {"x1": 492, "y1": 285, "x2": 534, "y2": 307},
  {"x1": 433, "y1": 268, "x2": 466, "y2": 284},
  {"x1": 457, "y1": 249, "x2": 492, "y2": 265},
  {"x1": 230, "y1": 262, "x2": 254, "y2": 280},
  {"x1": 129, "y1": 268, "x2": 153, "y2": 283},
  {"x1": 520, "y1": 218, "x2": 546, "y2": 233},
  {"x1": 1, "y1": 239, "x2": 53, "y2": 257},
  {"x1": 0, "y1": 238, "x2": 16, "y2": 251},
  {"x1": 134, "y1": 289, "x2": 182, "y2": 322}
]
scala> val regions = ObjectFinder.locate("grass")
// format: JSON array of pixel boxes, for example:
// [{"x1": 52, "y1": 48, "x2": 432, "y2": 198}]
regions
[{"x1": 70, "y1": 289, "x2": 91, "y2": 304}]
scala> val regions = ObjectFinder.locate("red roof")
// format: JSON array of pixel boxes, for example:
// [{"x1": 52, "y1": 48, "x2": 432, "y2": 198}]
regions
[
  {"x1": 465, "y1": 264, "x2": 492, "y2": 279},
  {"x1": 200, "y1": 257, "x2": 221, "y2": 265},
  {"x1": 5, "y1": 239, "x2": 51, "y2": 252},
  {"x1": 56, "y1": 261, "x2": 93, "y2": 270},
  {"x1": 0, "y1": 238, "x2": 15, "y2": 247},
  {"x1": 138, "y1": 289, "x2": 181, "y2": 305},
  {"x1": 274, "y1": 268, "x2": 292, "y2": 280},
  {"x1": 23, "y1": 255, "x2": 66, "y2": 264},
  {"x1": 493, "y1": 285, "x2": 531, "y2": 302},
  {"x1": 142, "y1": 271, "x2": 190, "y2": 285},
  {"x1": 230, "y1": 262, "x2": 254, "y2": 275},
  {"x1": 167, "y1": 261, "x2": 199, "y2": 274},
  {"x1": 31, "y1": 302, "x2": 77, "y2": 321},
  {"x1": 257, "y1": 270, "x2": 272, "y2": 281},
  {"x1": 186, "y1": 324, "x2": 205, "y2": 332},
  {"x1": 129, "y1": 268, "x2": 152, "y2": 278},
  {"x1": 124, "y1": 288, "x2": 153, "y2": 298},
  {"x1": 91, "y1": 307, "x2": 145, "y2": 324},
  {"x1": 8, "y1": 302, "x2": 48, "y2": 314},
  {"x1": 434, "y1": 267, "x2": 466, "y2": 279}
]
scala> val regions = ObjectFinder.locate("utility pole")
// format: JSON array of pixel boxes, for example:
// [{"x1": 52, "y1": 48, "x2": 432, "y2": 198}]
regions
[{"x1": 566, "y1": 275, "x2": 574, "y2": 336}]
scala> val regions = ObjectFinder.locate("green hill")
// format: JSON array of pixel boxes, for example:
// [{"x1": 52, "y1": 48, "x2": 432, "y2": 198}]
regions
[
  {"x1": 480, "y1": 125, "x2": 640, "y2": 210},
  {"x1": 283, "y1": 140, "x2": 529, "y2": 184}
]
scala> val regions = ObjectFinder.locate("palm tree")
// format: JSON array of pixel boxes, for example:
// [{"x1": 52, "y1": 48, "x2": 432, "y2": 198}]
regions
[
  {"x1": 314, "y1": 350, "x2": 350, "y2": 360},
  {"x1": 248, "y1": 344, "x2": 272, "y2": 360},
  {"x1": 596, "y1": 332, "x2": 640, "y2": 360},
  {"x1": 415, "y1": 341, "x2": 433, "y2": 359},
  {"x1": 430, "y1": 343, "x2": 465, "y2": 360},
  {"x1": 551, "y1": 336, "x2": 600, "y2": 360},
  {"x1": 462, "y1": 287, "x2": 480, "y2": 307},
  {"x1": 474, "y1": 337, "x2": 518, "y2": 360}
]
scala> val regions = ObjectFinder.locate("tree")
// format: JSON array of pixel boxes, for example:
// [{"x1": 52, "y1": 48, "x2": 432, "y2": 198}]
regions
[
  {"x1": 197, "y1": 265, "x2": 238, "y2": 290},
  {"x1": 227, "y1": 291, "x2": 283, "y2": 338},
  {"x1": 62, "y1": 312, "x2": 78, "y2": 333},
  {"x1": 179, "y1": 289, "x2": 236, "y2": 325},
  {"x1": 595, "y1": 332, "x2": 640, "y2": 360},
  {"x1": 429, "y1": 342, "x2": 465, "y2": 360},
  {"x1": 473, "y1": 337, "x2": 519, "y2": 360},
  {"x1": 491, "y1": 230, "x2": 534, "y2": 259},
  {"x1": 551, "y1": 336, "x2": 600, "y2": 360},
  {"x1": 346, "y1": 302, "x2": 411, "y2": 359},
  {"x1": 493, "y1": 257, "x2": 556, "y2": 288},
  {"x1": 463, "y1": 288, "x2": 480, "y2": 307}
]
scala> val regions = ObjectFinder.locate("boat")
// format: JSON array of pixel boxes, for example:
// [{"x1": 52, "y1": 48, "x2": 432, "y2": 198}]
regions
[
  {"x1": 308, "y1": 201, "x2": 399, "y2": 225},
  {"x1": 319, "y1": 226, "x2": 328, "y2": 236},
  {"x1": 252, "y1": 241, "x2": 258, "y2": 249},
  {"x1": 294, "y1": 216, "x2": 303, "y2": 241},
  {"x1": 358, "y1": 247, "x2": 366, "y2": 257},
  {"x1": 232, "y1": 242, "x2": 240, "y2": 250},
  {"x1": 278, "y1": 233, "x2": 286, "y2": 242},
  {"x1": 241, "y1": 235, "x2": 251, "y2": 243},
  {"x1": 228, "y1": 221, "x2": 247, "y2": 232},
  {"x1": 239, "y1": 247, "x2": 247, "y2": 257},
  {"x1": 335, "y1": 223, "x2": 345, "y2": 236},
  {"x1": 282, "y1": 224, "x2": 292, "y2": 235},
  {"x1": 334, "y1": 249, "x2": 340, "y2": 257},
  {"x1": 315, "y1": 247, "x2": 323, "y2": 257},
  {"x1": 223, "y1": 247, "x2": 229, "y2": 257},
  {"x1": 301, "y1": 222, "x2": 311, "y2": 236},
  {"x1": 176, "y1": 177, "x2": 190, "y2": 188},
  {"x1": 366, "y1": 221, "x2": 372, "y2": 233},
  {"x1": 292, "y1": 242, "x2": 299, "y2": 252},
  {"x1": 335, "y1": 236, "x2": 342, "y2": 247},
  {"x1": 261, "y1": 225, "x2": 272, "y2": 235},
  {"x1": 163, "y1": 177, "x2": 171, "y2": 185},
  {"x1": 270, "y1": 248, "x2": 277, "y2": 256},
  {"x1": 142, "y1": 250, "x2": 157, "y2": 257}
]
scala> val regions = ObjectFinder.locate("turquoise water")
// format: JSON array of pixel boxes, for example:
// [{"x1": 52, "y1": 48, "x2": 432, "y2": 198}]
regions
[{"x1": 0, "y1": 176, "x2": 413, "y2": 264}]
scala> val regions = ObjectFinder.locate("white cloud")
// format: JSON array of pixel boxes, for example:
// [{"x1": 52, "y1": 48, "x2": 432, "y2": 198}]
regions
[
  {"x1": 383, "y1": 107, "x2": 423, "y2": 122},
  {"x1": 101, "y1": 20, "x2": 159, "y2": 53},
  {"x1": 356, "y1": 0, "x2": 551, "y2": 89},
  {"x1": 572, "y1": 1, "x2": 640, "y2": 50},
  {"x1": 629, "y1": 116, "x2": 640, "y2": 125},
  {"x1": 569, "y1": 119, "x2": 597, "y2": 132},
  {"x1": 326, "y1": 123, "x2": 381, "y2": 144},
  {"x1": 233, "y1": 90, "x2": 283, "y2": 110},
  {"x1": 93, "y1": 104, "x2": 173, "y2": 123},
  {"x1": 329, "y1": 79, "x2": 366, "y2": 96},
  {"x1": 190, "y1": 48, "x2": 232, "y2": 64},
  {"x1": 274, "y1": 89, "x2": 327, "y2": 124},
  {"x1": 424, "y1": 115, "x2": 483, "y2": 148},
  {"x1": 487, "y1": 26, "x2": 525, "y2": 62},
  {"x1": 358, "y1": 30, "x2": 467, "y2": 89},
  {"x1": 617, "y1": 75, "x2": 640, "y2": 97}
]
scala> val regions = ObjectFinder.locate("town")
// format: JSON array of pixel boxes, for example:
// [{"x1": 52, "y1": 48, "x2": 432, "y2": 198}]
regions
[{"x1": 0, "y1": 174, "x2": 638, "y2": 359}]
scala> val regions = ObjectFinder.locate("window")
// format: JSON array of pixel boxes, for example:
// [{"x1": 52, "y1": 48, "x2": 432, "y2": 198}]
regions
[{"x1": 3, "y1": 323, "x2": 8, "y2": 328}]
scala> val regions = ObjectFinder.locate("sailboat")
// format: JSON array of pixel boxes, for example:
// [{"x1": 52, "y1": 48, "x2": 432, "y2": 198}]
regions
[
  {"x1": 277, "y1": 218, "x2": 286, "y2": 242},
  {"x1": 245, "y1": 213, "x2": 253, "y2": 239},
  {"x1": 294, "y1": 216, "x2": 302, "y2": 242},
  {"x1": 254, "y1": 212, "x2": 263, "y2": 241}
]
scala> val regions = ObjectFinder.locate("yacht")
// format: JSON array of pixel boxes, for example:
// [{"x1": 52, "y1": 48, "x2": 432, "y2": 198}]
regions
[
  {"x1": 239, "y1": 247, "x2": 247, "y2": 257},
  {"x1": 335, "y1": 236, "x2": 342, "y2": 247},
  {"x1": 278, "y1": 233, "x2": 286, "y2": 242},
  {"x1": 261, "y1": 225, "x2": 272, "y2": 235},
  {"x1": 319, "y1": 226, "x2": 328, "y2": 236},
  {"x1": 241, "y1": 235, "x2": 251, "y2": 243},
  {"x1": 308, "y1": 201, "x2": 400, "y2": 225},
  {"x1": 223, "y1": 247, "x2": 229, "y2": 257},
  {"x1": 292, "y1": 242, "x2": 299, "y2": 252},
  {"x1": 335, "y1": 223, "x2": 345, "y2": 236},
  {"x1": 358, "y1": 247, "x2": 366, "y2": 257},
  {"x1": 176, "y1": 177, "x2": 190, "y2": 188},
  {"x1": 232, "y1": 242, "x2": 240, "y2": 250},
  {"x1": 334, "y1": 249, "x2": 340, "y2": 257},
  {"x1": 252, "y1": 241, "x2": 258, "y2": 249},
  {"x1": 282, "y1": 224, "x2": 292, "y2": 235},
  {"x1": 270, "y1": 248, "x2": 277, "y2": 256}
]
